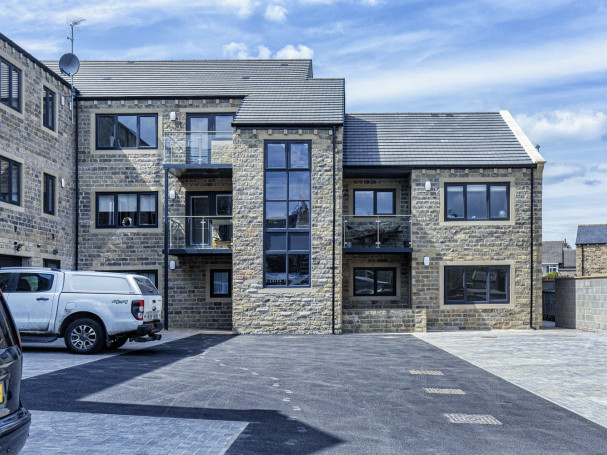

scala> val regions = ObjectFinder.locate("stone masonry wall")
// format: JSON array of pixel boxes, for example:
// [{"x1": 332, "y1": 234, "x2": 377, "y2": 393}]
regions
[
  {"x1": 0, "y1": 39, "x2": 76, "y2": 268},
  {"x1": 77, "y1": 97, "x2": 239, "y2": 329},
  {"x1": 576, "y1": 244, "x2": 607, "y2": 276},
  {"x1": 411, "y1": 167, "x2": 543, "y2": 330},
  {"x1": 231, "y1": 127, "x2": 343, "y2": 334}
]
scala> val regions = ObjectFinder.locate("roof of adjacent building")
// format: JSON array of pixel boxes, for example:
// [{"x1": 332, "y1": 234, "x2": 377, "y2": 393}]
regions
[
  {"x1": 542, "y1": 241, "x2": 566, "y2": 265},
  {"x1": 576, "y1": 224, "x2": 607, "y2": 245},
  {"x1": 42, "y1": 60, "x2": 345, "y2": 125},
  {"x1": 563, "y1": 249, "x2": 576, "y2": 268},
  {"x1": 343, "y1": 111, "x2": 544, "y2": 167}
]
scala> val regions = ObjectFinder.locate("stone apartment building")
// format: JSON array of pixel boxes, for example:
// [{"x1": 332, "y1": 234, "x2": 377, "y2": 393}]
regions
[
  {"x1": 576, "y1": 224, "x2": 607, "y2": 276},
  {"x1": 0, "y1": 32, "x2": 546, "y2": 333}
]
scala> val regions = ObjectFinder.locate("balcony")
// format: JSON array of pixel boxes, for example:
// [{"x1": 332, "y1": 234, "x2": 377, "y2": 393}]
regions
[
  {"x1": 343, "y1": 215, "x2": 412, "y2": 253},
  {"x1": 163, "y1": 131, "x2": 233, "y2": 177},
  {"x1": 168, "y1": 215, "x2": 233, "y2": 255}
]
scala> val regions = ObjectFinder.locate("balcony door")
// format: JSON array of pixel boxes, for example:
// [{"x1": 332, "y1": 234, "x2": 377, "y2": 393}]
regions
[
  {"x1": 186, "y1": 114, "x2": 234, "y2": 165},
  {"x1": 186, "y1": 192, "x2": 233, "y2": 248},
  {"x1": 190, "y1": 195, "x2": 211, "y2": 246}
]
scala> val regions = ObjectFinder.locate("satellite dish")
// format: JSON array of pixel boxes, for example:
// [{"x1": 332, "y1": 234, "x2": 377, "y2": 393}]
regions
[{"x1": 59, "y1": 53, "x2": 80, "y2": 76}]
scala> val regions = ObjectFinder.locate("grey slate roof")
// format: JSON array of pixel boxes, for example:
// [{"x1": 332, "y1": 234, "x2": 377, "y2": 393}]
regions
[
  {"x1": 42, "y1": 60, "x2": 344, "y2": 125},
  {"x1": 343, "y1": 112, "x2": 536, "y2": 166},
  {"x1": 576, "y1": 224, "x2": 607, "y2": 245},
  {"x1": 563, "y1": 249, "x2": 576, "y2": 268},
  {"x1": 542, "y1": 241, "x2": 565, "y2": 265}
]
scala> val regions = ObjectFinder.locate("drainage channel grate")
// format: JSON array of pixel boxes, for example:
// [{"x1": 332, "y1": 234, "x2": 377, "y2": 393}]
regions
[
  {"x1": 409, "y1": 370, "x2": 444, "y2": 375},
  {"x1": 424, "y1": 388, "x2": 466, "y2": 395},
  {"x1": 443, "y1": 414, "x2": 502, "y2": 425}
]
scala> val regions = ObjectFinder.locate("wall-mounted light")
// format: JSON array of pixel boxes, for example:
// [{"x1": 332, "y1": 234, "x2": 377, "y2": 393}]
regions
[
  {"x1": 52, "y1": 248, "x2": 59, "y2": 255},
  {"x1": 169, "y1": 260, "x2": 176, "y2": 270},
  {"x1": 61, "y1": 178, "x2": 66, "y2": 188},
  {"x1": 425, "y1": 181, "x2": 432, "y2": 191},
  {"x1": 14, "y1": 242, "x2": 23, "y2": 251},
  {"x1": 423, "y1": 256, "x2": 430, "y2": 266},
  {"x1": 168, "y1": 190, "x2": 176, "y2": 199},
  {"x1": 170, "y1": 112, "x2": 176, "y2": 121}
]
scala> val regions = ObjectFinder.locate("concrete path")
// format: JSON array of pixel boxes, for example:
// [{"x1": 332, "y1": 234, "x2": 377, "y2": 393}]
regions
[{"x1": 414, "y1": 327, "x2": 607, "y2": 429}]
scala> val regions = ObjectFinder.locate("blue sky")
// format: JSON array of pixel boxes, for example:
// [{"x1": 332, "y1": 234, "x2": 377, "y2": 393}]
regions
[{"x1": 2, "y1": 0, "x2": 606, "y2": 245}]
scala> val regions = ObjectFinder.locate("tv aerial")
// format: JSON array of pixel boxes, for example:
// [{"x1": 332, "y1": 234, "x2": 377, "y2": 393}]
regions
[{"x1": 59, "y1": 17, "x2": 85, "y2": 124}]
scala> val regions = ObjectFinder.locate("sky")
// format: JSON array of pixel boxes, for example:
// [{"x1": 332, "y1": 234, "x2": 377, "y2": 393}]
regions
[{"x1": 1, "y1": 0, "x2": 606, "y2": 245}]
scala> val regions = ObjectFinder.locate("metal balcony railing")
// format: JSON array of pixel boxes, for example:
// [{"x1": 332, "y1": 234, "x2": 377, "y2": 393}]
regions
[
  {"x1": 163, "y1": 131, "x2": 233, "y2": 166},
  {"x1": 168, "y1": 215, "x2": 233, "y2": 250},
  {"x1": 343, "y1": 215, "x2": 412, "y2": 249}
]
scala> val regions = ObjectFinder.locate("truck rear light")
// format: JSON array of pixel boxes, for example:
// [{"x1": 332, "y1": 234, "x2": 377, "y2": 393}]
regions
[{"x1": 131, "y1": 300, "x2": 144, "y2": 320}]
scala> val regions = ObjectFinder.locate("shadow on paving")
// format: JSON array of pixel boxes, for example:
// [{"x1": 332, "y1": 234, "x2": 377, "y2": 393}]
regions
[{"x1": 22, "y1": 334, "x2": 342, "y2": 454}]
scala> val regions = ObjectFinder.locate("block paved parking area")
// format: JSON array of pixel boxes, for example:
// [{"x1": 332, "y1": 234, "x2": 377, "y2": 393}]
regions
[{"x1": 20, "y1": 330, "x2": 607, "y2": 454}]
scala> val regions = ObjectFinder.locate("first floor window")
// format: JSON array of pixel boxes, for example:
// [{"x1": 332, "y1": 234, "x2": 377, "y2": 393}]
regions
[
  {"x1": 42, "y1": 87, "x2": 55, "y2": 130},
  {"x1": 264, "y1": 140, "x2": 311, "y2": 287},
  {"x1": 353, "y1": 267, "x2": 396, "y2": 296},
  {"x1": 210, "y1": 270, "x2": 231, "y2": 298},
  {"x1": 1, "y1": 58, "x2": 21, "y2": 111},
  {"x1": 96, "y1": 114, "x2": 157, "y2": 149},
  {"x1": 43, "y1": 259, "x2": 61, "y2": 269},
  {"x1": 0, "y1": 156, "x2": 20, "y2": 205},
  {"x1": 445, "y1": 183, "x2": 509, "y2": 221},
  {"x1": 445, "y1": 265, "x2": 509, "y2": 304},
  {"x1": 43, "y1": 173, "x2": 56, "y2": 215},
  {"x1": 354, "y1": 189, "x2": 396, "y2": 215},
  {"x1": 96, "y1": 192, "x2": 158, "y2": 228}
]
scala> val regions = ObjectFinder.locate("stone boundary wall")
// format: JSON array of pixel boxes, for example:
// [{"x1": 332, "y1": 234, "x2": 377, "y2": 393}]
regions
[
  {"x1": 342, "y1": 309, "x2": 426, "y2": 333},
  {"x1": 555, "y1": 276, "x2": 607, "y2": 332}
]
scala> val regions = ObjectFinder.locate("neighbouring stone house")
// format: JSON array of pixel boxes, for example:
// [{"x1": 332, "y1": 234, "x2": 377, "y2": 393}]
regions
[
  {"x1": 0, "y1": 32, "x2": 546, "y2": 333},
  {"x1": 576, "y1": 224, "x2": 607, "y2": 276}
]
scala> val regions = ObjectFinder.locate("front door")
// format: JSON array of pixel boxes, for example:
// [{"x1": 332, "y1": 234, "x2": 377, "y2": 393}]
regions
[{"x1": 5, "y1": 272, "x2": 57, "y2": 332}]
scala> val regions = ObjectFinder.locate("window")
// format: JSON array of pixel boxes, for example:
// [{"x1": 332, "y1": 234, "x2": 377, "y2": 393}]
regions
[
  {"x1": 210, "y1": 270, "x2": 232, "y2": 298},
  {"x1": 102, "y1": 270, "x2": 158, "y2": 288},
  {"x1": 0, "y1": 156, "x2": 21, "y2": 206},
  {"x1": 445, "y1": 265, "x2": 509, "y2": 304},
  {"x1": 43, "y1": 259, "x2": 61, "y2": 269},
  {"x1": 547, "y1": 264, "x2": 558, "y2": 273},
  {"x1": 43, "y1": 173, "x2": 56, "y2": 215},
  {"x1": 264, "y1": 141, "x2": 311, "y2": 287},
  {"x1": 96, "y1": 114, "x2": 157, "y2": 149},
  {"x1": 445, "y1": 183, "x2": 509, "y2": 221},
  {"x1": 354, "y1": 189, "x2": 395, "y2": 215},
  {"x1": 96, "y1": 192, "x2": 158, "y2": 228},
  {"x1": 42, "y1": 87, "x2": 55, "y2": 130},
  {"x1": 353, "y1": 268, "x2": 396, "y2": 296},
  {"x1": 186, "y1": 114, "x2": 234, "y2": 164},
  {"x1": 0, "y1": 57, "x2": 21, "y2": 111},
  {"x1": 15, "y1": 273, "x2": 54, "y2": 293}
]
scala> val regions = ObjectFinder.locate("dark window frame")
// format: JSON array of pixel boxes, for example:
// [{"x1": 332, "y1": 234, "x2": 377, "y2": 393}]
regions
[
  {"x1": 353, "y1": 267, "x2": 397, "y2": 296},
  {"x1": 42, "y1": 87, "x2": 55, "y2": 130},
  {"x1": 264, "y1": 140, "x2": 312, "y2": 288},
  {"x1": 444, "y1": 265, "x2": 510, "y2": 305},
  {"x1": 0, "y1": 156, "x2": 21, "y2": 206},
  {"x1": 95, "y1": 191, "x2": 158, "y2": 229},
  {"x1": 0, "y1": 57, "x2": 21, "y2": 112},
  {"x1": 210, "y1": 269, "x2": 232, "y2": 298},
  {"x1": 353, "y1": 189, "x2": 396, "y2": 215},
  {"x1": 95, "y1": 114, "x2": 158, "y2": 150},
  {"x1": 43, "y1": 259, "x2": 61, "y2": 269},
  {"x1": 43, "y1": 173, "x2": 56, "y2": 215},
  {"x1": 445, "y1": 182, "x2": 510, "y2": 221}
]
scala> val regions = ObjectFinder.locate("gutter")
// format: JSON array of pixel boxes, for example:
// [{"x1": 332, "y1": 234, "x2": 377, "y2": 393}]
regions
[
  {"x1": 163, "y1": 169, "x2": 170, "y2": 330},
  {"x1": 530, "y1": 167, "x2": 536, "y2": 329},
  {"x1": 74, "y1": 99, "x2": 79, "y2": 270}
]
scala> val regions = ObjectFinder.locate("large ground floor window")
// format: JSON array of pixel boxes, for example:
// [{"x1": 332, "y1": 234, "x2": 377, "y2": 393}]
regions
[{"x1": 445, "y1": 265, "x2": 509, "y2": 304}]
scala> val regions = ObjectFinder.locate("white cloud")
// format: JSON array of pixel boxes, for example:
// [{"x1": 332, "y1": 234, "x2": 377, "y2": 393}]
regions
[
  {"x1": 222, "y1": 42, "x2": 277, "y2": 59},
  {"x1": 275, "y1": 44, "x2": 314, "y2": 59},
  {"x1": 543, "y1": 162, "x2": 586, "y2": 183},
  {"x1": 515, "y1": 110, "x2": 607, "y2": 143},
  {"x1": 265, "y1": 4, "x2": 287, "y2": 21}
]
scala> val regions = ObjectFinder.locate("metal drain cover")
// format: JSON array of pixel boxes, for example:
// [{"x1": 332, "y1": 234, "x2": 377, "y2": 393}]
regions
[{"x1": 444, "y1": 414, "x2": 502, "y2": 425}]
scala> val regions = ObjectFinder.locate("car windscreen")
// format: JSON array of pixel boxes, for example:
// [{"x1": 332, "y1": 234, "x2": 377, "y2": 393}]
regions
[
  {"x1": 0, "y1": 294, "x2": 19, "y2": 349},
  {"x1": 134, "y1": 277, "x2": 159, "y2": 295}
]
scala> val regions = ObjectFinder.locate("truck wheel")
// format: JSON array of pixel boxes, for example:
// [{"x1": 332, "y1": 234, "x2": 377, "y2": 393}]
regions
[
  {"x1": 64, "y1": 318, "x2": 105, "y2": 354},
  {"x1": 107, "y1": 336, "x2": 128, "y2": 350}
]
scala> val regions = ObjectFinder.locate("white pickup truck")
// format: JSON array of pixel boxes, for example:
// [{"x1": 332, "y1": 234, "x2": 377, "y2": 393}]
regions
[{"x1": 0, "y1": 268, "x2": 163, "y2": 354}]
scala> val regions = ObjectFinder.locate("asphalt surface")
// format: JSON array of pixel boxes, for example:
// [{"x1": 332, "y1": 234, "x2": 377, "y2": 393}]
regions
[{"x1": 20, "y1": 333, "x2": 607, "y2": 454}]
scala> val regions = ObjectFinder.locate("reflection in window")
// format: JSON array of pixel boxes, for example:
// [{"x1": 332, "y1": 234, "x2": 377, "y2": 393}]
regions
[
  {"x1": 264, "y1": 141, "x2": 311, "y2": 287},
  {"x1": 96, "y1": 114, "x2": 157, "y2": 149},
  {"x1": 0, "y1": 156, "x2": 21, "y2": 206},
  {"x1": 210, "y1": 270, "x2": 231, "y2": 297},
  {"x1": 445, "y1": 265, "x2": 509, "y2": 304},
  {"x1": 96, "y1": 192, "x2": 158, "y2": 228},
  {"x1": 15, "y1": 273, "x2": 54, "y2": 292},
  {"x1": 354, "y1": 189, "x2": 395, "y2": 215},
  {"x1": 353, "y1": 268, "x2": 396, "y2": 296},
  {"x1": 445, "y1": 183, "x2": 509, "y2": 221}
]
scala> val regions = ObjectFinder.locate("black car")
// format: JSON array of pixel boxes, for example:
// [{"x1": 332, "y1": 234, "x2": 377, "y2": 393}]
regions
[{"x1": 0, "y1": 289, "x2": 30, "y2": 454}]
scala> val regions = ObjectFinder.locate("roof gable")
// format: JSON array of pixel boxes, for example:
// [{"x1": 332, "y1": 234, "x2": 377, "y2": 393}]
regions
[{"x1": 576, "y1": 224, "x2": 607, "y2": 245}]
